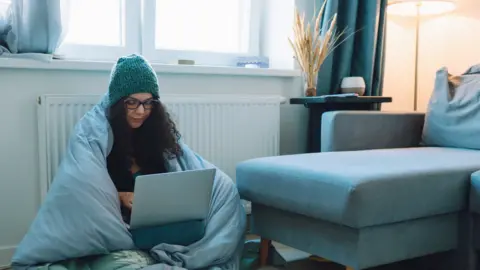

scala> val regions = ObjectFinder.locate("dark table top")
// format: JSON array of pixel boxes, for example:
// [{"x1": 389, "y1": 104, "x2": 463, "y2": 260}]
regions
[{"x1": 290, "y1": 96, "x2": 392, "y2": 106}]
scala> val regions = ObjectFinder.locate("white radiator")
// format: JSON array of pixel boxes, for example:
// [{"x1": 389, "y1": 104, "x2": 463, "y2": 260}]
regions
[{"x1": 37, "y1": 94, "x2": 285, "y2": 202}]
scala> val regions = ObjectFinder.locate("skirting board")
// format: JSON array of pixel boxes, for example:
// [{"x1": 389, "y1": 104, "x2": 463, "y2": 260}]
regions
[{"x1": 0, "y1": 246, "x2": 15, "y2": 269}]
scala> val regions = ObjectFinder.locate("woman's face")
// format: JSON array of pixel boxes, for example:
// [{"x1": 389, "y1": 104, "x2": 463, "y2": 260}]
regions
[{"x1": 124, "y1": 93, "x2": 155, "y2": 129}]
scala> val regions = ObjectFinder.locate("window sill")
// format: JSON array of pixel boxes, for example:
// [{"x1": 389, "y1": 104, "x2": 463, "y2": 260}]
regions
[{"x1": 0, "y1": 58, "x2": 301, "y2": 77}]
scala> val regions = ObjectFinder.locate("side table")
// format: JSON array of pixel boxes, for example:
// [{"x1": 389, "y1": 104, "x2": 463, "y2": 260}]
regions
[{"x1": 290, "y1": 96, "x2": 392, "y2": 153}]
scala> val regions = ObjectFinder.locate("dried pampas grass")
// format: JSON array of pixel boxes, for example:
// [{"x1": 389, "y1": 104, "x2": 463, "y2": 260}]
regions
[{"x1": 288, "y1": 1, "x2": 344, "y2": 96}]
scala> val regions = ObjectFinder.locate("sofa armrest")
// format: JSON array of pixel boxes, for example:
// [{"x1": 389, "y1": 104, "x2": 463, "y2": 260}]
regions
[{"x1": 321, "y1": 111, "x2": 425, "y2": 152}]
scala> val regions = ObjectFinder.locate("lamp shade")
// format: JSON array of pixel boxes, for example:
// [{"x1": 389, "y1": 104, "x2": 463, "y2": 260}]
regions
[{"x1": 388, "y1": 0, "x2": 456, "y2": 16}]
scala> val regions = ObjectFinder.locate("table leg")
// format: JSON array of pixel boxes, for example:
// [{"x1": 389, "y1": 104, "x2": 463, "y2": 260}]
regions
[{"x1": 259, "y1": 238, "x2": 271, "y2": 266}]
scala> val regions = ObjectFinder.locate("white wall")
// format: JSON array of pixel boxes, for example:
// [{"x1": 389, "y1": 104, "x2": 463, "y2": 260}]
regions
[
  {"x1": 0, "y1": 66, "x2": 308, "y2": 266},
  {"x1": 382, "y1": 0, "x2": 480, "y2": 112}
]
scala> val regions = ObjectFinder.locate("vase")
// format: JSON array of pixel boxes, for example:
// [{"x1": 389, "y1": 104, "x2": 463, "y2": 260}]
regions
[{"x1": 303, "y1": 74, "x2": 318, "y2": 97}]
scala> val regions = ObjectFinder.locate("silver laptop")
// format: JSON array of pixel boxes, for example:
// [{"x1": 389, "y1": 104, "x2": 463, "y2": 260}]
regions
[{"x1": 129, "y1": 168, "x2": 216, "y2": 230}]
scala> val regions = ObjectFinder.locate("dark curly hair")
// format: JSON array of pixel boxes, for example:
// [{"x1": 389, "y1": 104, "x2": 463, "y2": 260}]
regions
[{"x1": 106, "y1": 97, "x2": 182, "y2": 191}]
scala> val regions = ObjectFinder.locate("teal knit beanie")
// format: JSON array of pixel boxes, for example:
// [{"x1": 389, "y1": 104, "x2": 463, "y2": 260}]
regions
[{"x1": 108, "y1": 54, "x2": 159, "y2": 106}]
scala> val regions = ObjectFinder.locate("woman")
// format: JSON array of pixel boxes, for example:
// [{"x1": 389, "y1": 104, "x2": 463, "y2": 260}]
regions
[
  {"x1": 11, "y1": 54, "x2": 246, "y2": 269},
  {"x1": 105, "y1": 54, "x2": 182, "y2": 224}
]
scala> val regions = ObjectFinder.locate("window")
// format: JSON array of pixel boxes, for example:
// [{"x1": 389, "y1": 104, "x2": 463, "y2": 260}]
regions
[
  {"x1": 56, "y1": 0, "x2": 262, "y2": 67},
  {"x1": 57, "y1": 0, "x2": 140, "y2": 61},
  {"x1": 0, "y1": 0, "x2": 10, "y2": 19},
  {"x1": 64, "y1": 0, "x2": 123, "y2": 46},
  {"x1": 155, "y1": 0, "x2": 249, "y2": 53},
  {"x1": 0, "y1": 0, "x2": 10, "y2": 38}
]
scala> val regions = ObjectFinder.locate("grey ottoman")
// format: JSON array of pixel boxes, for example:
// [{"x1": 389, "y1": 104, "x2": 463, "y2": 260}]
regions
[{"x1": 237, "y1": 147, "x2": 480, "y2": 269}]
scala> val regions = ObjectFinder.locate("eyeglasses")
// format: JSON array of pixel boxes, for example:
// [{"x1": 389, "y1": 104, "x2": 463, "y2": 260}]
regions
[{"x1": 124, "y1": 98, "x2": 158, "y2": 110}]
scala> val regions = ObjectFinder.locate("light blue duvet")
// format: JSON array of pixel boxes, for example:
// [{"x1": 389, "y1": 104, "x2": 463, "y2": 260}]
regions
[{"x1": 11, "y1": 95, "x2": 246, "y2": 269}]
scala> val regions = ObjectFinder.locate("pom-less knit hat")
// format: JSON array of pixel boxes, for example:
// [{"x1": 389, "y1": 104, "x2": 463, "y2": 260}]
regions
[{"x1": 108, "y1": 54, "x2": 159, "y2": 106}]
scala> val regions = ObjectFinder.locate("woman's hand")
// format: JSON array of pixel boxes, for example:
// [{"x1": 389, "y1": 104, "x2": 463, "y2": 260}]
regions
[{"x1": 119, "y1": 192, "x2": 134, "y2": 210}]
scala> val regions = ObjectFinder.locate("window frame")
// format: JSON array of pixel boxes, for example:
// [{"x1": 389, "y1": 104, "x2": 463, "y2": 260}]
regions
[
  {"x1": 54, "y1": 0, "x2": 263, "y2": 66},
  {"x1": 55, "y1": 0, "x2": 141, "y2": 61}
]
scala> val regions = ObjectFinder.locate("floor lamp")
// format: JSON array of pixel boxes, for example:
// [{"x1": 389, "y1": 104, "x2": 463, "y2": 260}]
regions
[{"x1": 387, "y1": 0, "x2": 456, "y2": 111}]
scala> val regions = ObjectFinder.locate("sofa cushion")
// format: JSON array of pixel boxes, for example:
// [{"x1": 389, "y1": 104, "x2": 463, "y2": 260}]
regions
[
  {"x1": 421, "y1": 65, "x2": 480, "y2": 149},
  {"x1": 237, "y1": 147, "x2": 480, "y2": 228}
]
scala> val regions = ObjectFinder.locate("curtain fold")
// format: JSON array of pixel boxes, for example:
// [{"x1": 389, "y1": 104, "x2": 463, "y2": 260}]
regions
[
  {"x1": 316, "y1": 0, "x2": 388, "y2": 96},
  {"x1": 0, "y1": 0, "x2": 69, "y2": 60}
]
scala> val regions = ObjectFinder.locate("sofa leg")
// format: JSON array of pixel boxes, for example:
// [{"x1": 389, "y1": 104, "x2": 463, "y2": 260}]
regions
[{"x1": 259, "y1": 238, "x2": 271, "y2": 266}]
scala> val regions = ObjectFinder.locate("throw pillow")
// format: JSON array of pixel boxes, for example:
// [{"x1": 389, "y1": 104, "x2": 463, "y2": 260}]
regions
[{"x1": 421, "y1": 64, "x2": 480, "y2": 149}]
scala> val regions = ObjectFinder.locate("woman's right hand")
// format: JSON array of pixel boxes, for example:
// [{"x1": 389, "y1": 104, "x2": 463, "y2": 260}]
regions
[{"x1": 119, "y1": 192, "x2": 134, "y2": 210}]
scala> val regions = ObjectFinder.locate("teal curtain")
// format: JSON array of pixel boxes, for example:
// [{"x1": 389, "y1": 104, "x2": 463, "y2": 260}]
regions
[{"x1": 316, "y1": 0, "x2": 388, "y2": 97}]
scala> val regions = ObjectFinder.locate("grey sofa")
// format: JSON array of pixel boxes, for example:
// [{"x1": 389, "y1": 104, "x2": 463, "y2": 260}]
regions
[{"x1": 237, "y1": 111, "x2": 480, "y2": 270}]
